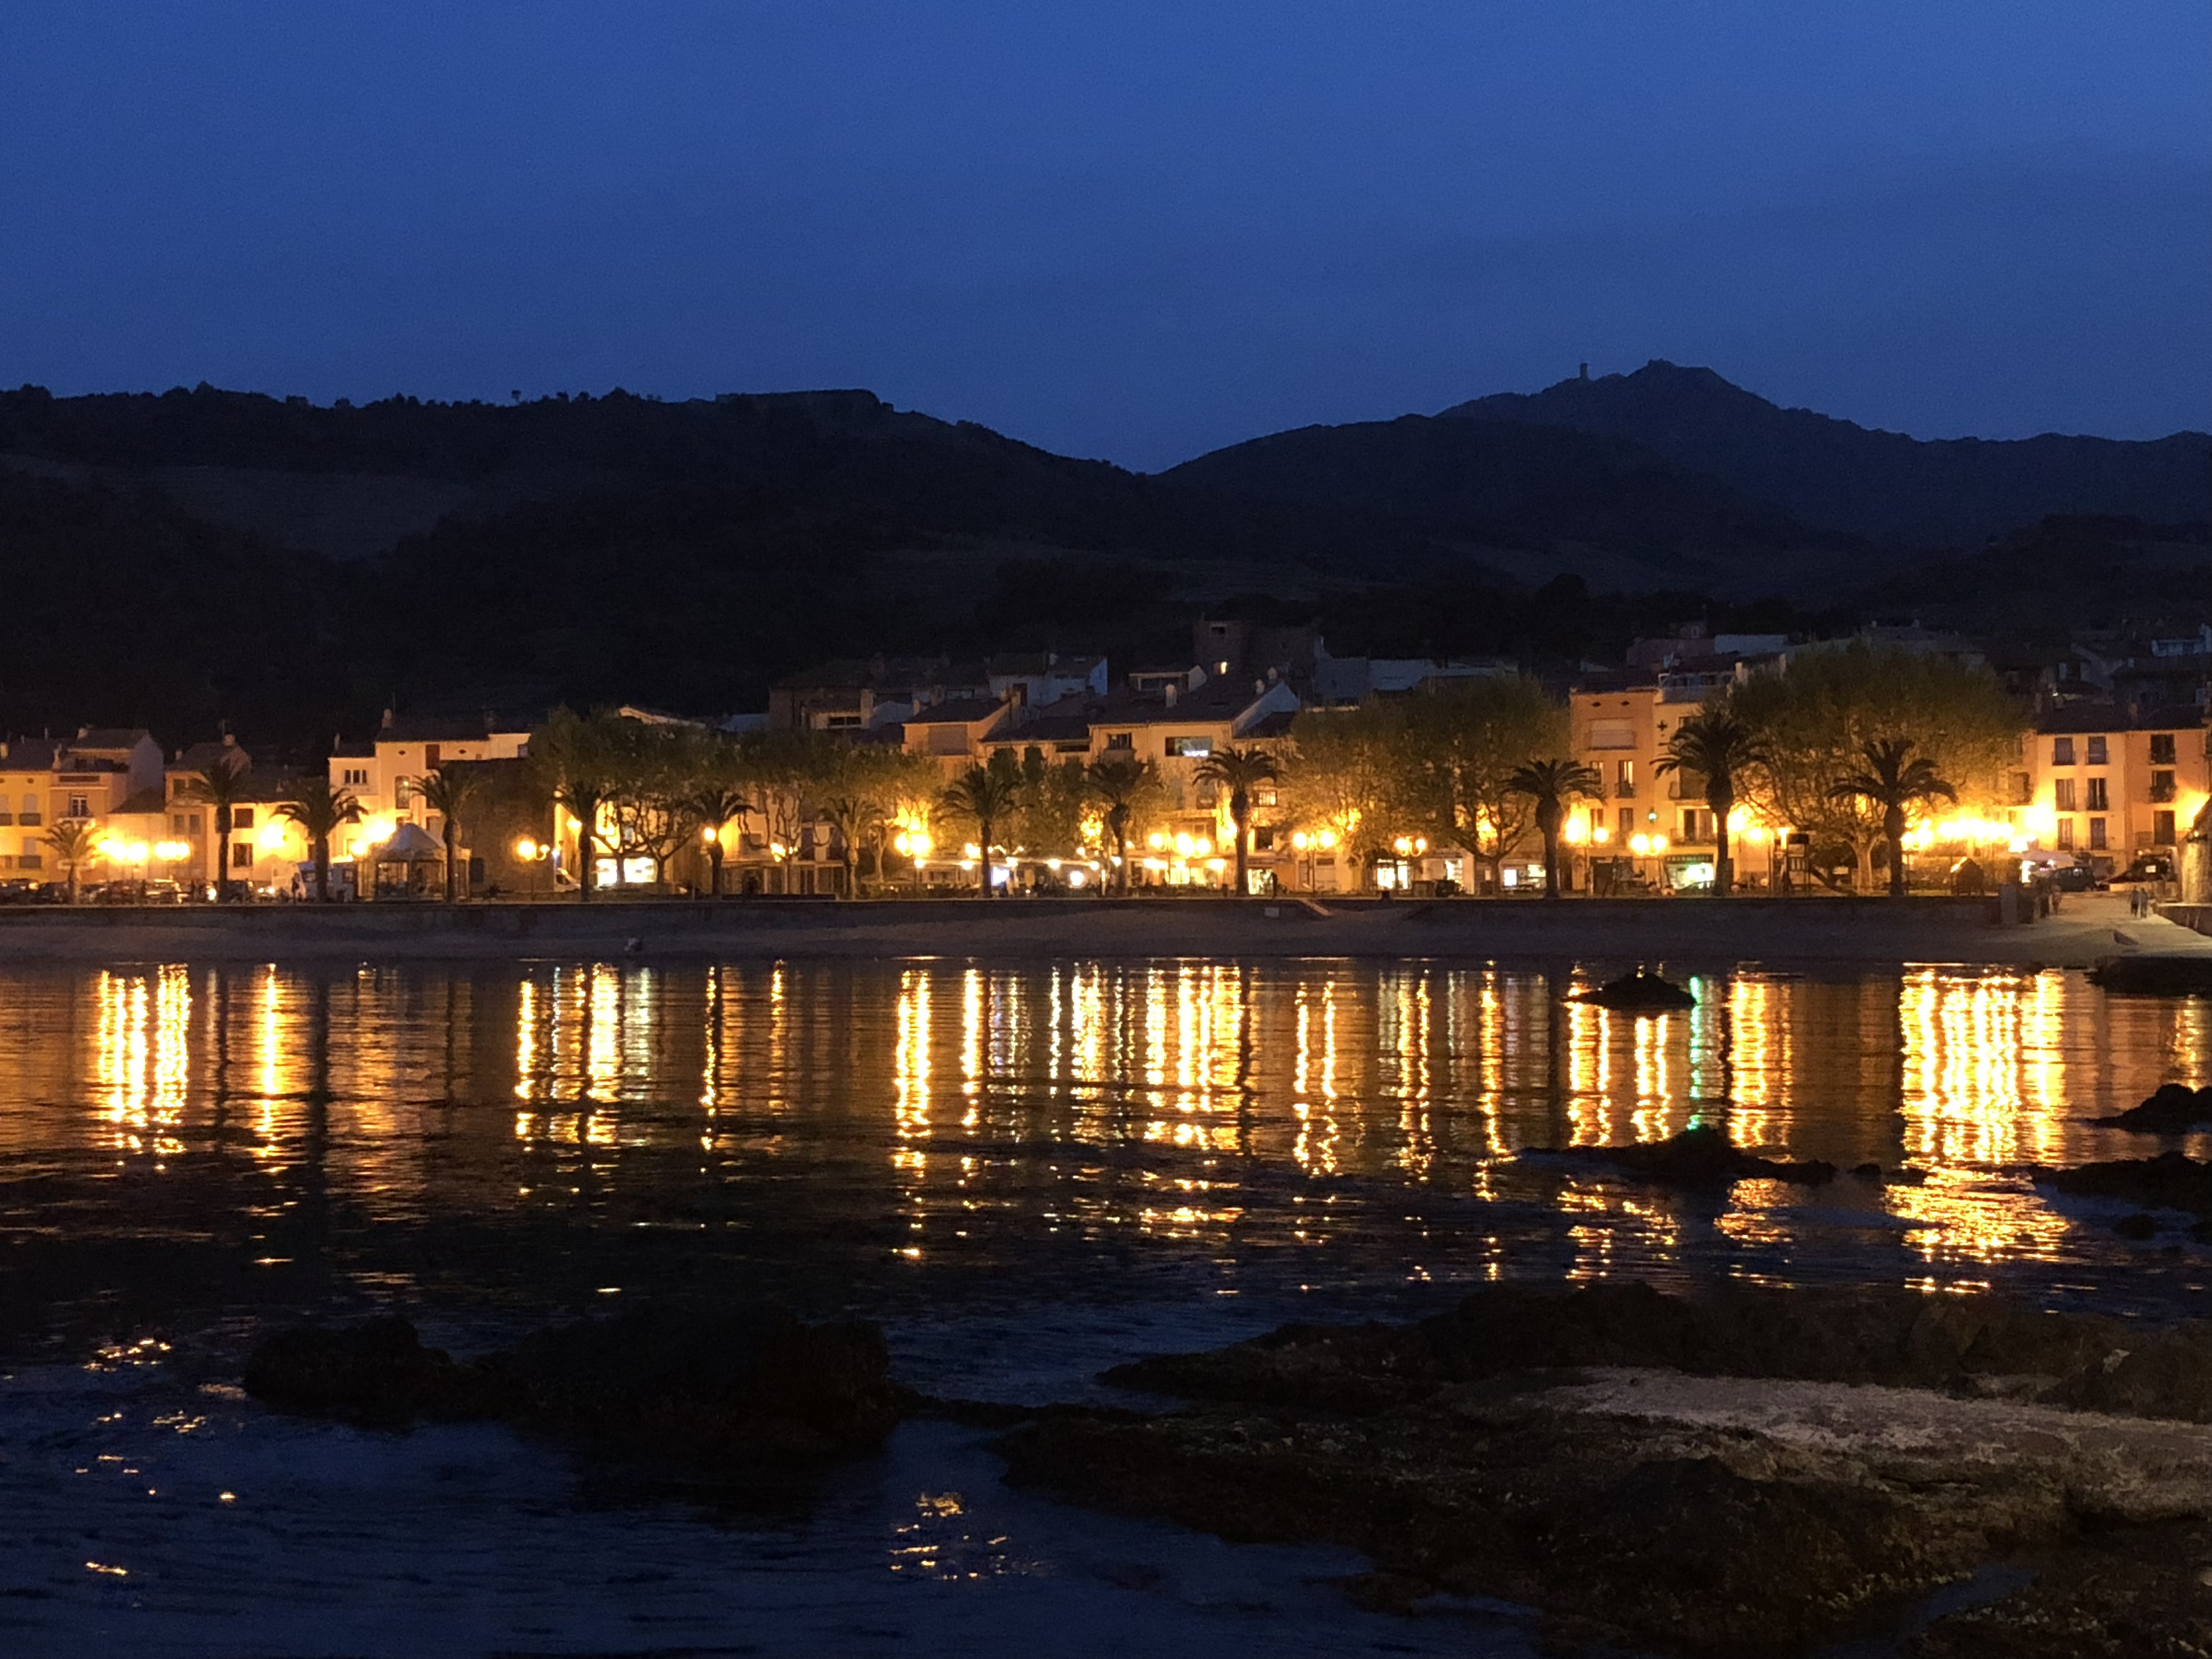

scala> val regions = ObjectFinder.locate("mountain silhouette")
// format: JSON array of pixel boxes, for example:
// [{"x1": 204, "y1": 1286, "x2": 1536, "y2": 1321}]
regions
[
  {"x1": 1161, "y1": 413, "x2": 1860, "y2": 593},
  {"x1": 1442, "y1": 361, "x2": 2212, "y2": 546}
]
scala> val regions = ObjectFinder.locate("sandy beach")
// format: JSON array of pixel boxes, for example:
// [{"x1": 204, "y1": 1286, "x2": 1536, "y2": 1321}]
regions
[{"x1": 1, "y1": 889, "x2": 2201, "y2": 968}]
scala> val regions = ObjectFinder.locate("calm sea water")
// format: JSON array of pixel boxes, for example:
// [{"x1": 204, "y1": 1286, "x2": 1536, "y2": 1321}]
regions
[{"x1": 1, "y1": 956, "x2": 2207, "y2": 1656}]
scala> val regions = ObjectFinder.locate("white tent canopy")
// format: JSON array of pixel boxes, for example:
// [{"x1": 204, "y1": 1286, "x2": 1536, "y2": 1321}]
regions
[{"x1": 369, "y1": 822, "x2": 444, "y2": 863}]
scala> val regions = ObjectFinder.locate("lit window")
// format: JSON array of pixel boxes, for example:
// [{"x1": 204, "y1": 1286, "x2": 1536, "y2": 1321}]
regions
[
  {"x1": 2085, "y1": 778, "x2": 2109, "y2": 812},
  {"x1": 2086, "y1": 736, "x2": 2108, "y2": 765}
]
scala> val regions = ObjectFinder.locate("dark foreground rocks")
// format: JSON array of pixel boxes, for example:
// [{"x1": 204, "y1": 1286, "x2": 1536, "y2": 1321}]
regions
[
  {"x1": 999, "y1": 1282, "x2": 2212, "y2": 1657},
  {"x1": 2092, "y1": 1081, "x2": 2212, "y2": 1131},
  {"x1": 245, "y1": 1306, "x2": 904, "y2": 1469},
  {"x1": 1526, "y1": 1123, "x2": 1841, "y2": 1186},
  {"x1": 2035, "y1": 1151, "x2": 2212, "y2": 1223}
]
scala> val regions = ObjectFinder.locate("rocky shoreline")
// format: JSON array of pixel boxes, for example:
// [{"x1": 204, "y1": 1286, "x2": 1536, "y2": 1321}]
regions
[
  {"x1": 997, "y1": 1282, "x2": 2212, "y2": 1656},
  {"x1": 247, "y1": 1285, "x2": 2212, "y2": 1655}
]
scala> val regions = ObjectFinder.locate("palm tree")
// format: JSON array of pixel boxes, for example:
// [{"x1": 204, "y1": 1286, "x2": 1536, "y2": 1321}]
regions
[
  {"x1": 1193, "y1": 744, "x2": 1281, "y2": 897},
  {"x1": 1506, "y1": 758, "x2": 1603, "y2": 899},
  {"x1": 1653, "y1": 708, "x2": 1762, "y2": 897},
  {"x1": 534, "y1": 708, "x2": 622, "y2": 902},
  {"x1": 44, "y1": 820, "x2": 98, "y2": 904},
  {"x1": 1084, "y1": 753, "x2": 1159, "y2": 895},
  {"x1": 819, "y1": 794, "x2": 883, "y2": 899},
  {"x1": 683, "y1": 784, "x2": 750, "y2": 898},
  {"x1": 1828, "y1": 737, "x2": 1957, "y2": 897},
  {"x1": 938, "y1": 763, "x2": 1025, "y2": 897},
  {"x1": 276, "y1": 780, "x2": 364, "y2": 902},
  {"x1": 413, "y1": 766, "x2": 482, "y2": 902},
  {"x1": 187, "y1": 752, "x2": 252, "y2": 901}
]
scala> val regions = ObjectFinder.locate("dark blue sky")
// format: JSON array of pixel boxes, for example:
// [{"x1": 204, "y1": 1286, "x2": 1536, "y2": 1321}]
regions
[{"x1": 6, "y1": 2, "x2": 2206, "y2": 469}]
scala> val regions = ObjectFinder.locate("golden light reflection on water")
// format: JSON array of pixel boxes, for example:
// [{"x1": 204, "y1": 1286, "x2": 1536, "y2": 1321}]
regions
[{"x1": 17, "y1": 957, "x2": 2211, "y2": 1284}]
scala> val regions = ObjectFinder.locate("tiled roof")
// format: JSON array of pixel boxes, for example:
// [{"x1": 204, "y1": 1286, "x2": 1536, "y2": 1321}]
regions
[
  {"x1": 73, "y1": 727, "x2": 154, "y2": 748},
  {"x1": 988, "y1": 712, "x2": 1094, "y2": 745},
  {"x1": 109, "y1": 787, "x2": 170, "y2": 816},
  {"x1": 904, "y1": 696, "x2": 1007, "y2": 726},
  {"x1": 0, "y1": 739, "x2": 62, "y2": 770},
  {"x1": 173, "y1": 740, "x2": 249, "y2": 773},
  {"x1": 2037, "y1": 702, "x2": 2206, "y2": 734},
  {"x1": 376, "y1": 714, "x2": 535, "y2": 744}
]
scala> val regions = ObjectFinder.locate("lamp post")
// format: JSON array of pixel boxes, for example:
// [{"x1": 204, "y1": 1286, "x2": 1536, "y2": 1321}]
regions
[
  {"x1": 894, "y1": 829, "x2": 931, "y2": 895},
  {"x1": 513, "y1": 836, "x2": 551, "y2": 900}
]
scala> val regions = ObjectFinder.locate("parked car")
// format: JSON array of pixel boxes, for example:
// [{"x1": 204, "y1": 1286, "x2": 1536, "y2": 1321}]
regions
[{"x1": 2110, "y1": 854, "x2": 2176, "y2": 886}]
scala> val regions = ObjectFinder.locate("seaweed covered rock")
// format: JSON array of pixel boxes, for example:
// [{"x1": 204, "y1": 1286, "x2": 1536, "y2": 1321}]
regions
[
  {"x1": 1525, "y1": 1123, "x2": 1837, "y2": 1187},
  {"x1": 2094, "y1": 1082, "x2": 2212, "y2": 1132},
  {"x1": 1110, "y1": 1280, "x2": 2212, "y2": 1421},
  {"x1": 243, "y1": 1305, "x2": 904, "y2": 1468}
]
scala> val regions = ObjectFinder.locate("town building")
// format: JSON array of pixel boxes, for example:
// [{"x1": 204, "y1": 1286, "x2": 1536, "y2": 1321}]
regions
[
  {"x1": 2026, "y1": 702, "x2": 2209, "y2": 869},
  {"x1": 0, "y1": 728, "x2": 164, "y2": 883}
]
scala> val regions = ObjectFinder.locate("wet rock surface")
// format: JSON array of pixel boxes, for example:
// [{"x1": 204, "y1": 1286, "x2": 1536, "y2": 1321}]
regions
[
  {"x1": 2091, "y1": 1081, "x2": 2212, "y2": 1132},
  {"x1": 2035, "y1": 1151, "x2": 2212, "y2": 1220},
  {"x1": 1000, "y1": 1283, "x2": 2212, "y2": 1656},
  {"x1": 1526, "y1": 1123, "x2": 1840, "y2": 1186},
  {"x1": 1571, "y1": 968, "x2": 1698, "y2": 1010},
  {"x1": 245, "y1": 1305, "x2": 905, "y2": 1469}
]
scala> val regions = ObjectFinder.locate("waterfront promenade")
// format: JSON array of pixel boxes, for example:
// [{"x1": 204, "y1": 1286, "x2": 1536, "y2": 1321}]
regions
[{"x1": 0, "y1": 890, "x2": 2198, "y2": 967}]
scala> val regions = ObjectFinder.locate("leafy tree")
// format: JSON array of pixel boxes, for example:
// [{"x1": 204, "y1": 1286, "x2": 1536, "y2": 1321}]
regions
[
  {"x1": 1194, "y1": 743, "x2": 1281, "y2": 896},
  {"x1": 1506, "y1": 758, "x2": 1602, "y2": 898},
  {"x1": 938, "y1": 760, "x2": 1025, "y2": 897},
  {"x1": 1653, "y1": 707, "x2": 1762, "y2": 896},
  {"x1": 186, "y1": 750, "x2": 253, "y2": 901},
  {"x1": 44, "y1": 819, "x2": 97, "y2": 904},
  {"x1": 1011, "y1": 747, "x2": 1091, "y2": 862},
  {"x1": 1084, "y1": 753, "x2": 1161, "y2": 893},
  {"x1": 1828, "y1": 738, "x2": 1958, "y2": 898},
  {"x1": 1731, "y1": 644, "x2": 2020, "y2": 891},
  {"x1": 1404, "y1": 677, "x2": 1567, "y2": 893},
  {"x1": 532, "y1": 707, "x2": 625, "y2": 900},
  {"x1": 276, "y1": 779, "x2": 364, "y2": 901},
  {"x1": 412, "y1": 766, "x2": 482, "y2": 902},
  {"x1": 1281, "y1": 703, "x2": 1404, "y2": 886}
]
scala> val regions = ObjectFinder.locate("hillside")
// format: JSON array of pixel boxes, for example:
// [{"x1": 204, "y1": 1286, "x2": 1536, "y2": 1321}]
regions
[
  {"x1": 0, "y1": 384, "x2": 1441, "y2": 572},
  {"x1": 1443, "y1": 361, "x2": 2212, "y2": 546},
  {"x1": 1161, "y1": 413, "x2": 1865, "y2": 596}
]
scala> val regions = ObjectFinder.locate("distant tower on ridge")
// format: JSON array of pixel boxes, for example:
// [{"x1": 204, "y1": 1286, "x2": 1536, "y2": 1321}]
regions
[{"x1": 1578, "y1": 362, "x2": 1590, "y2": 381}]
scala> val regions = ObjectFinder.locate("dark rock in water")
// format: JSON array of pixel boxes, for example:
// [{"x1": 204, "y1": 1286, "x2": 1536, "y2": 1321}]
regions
[
  {"x1": 2036, "y1": 1152, "x2": 2212, "y2": 1220},
  {"x1": 1527, "y1": 1123, "x2": 1836, "y2": 1186},
  {"x1": 1570, "y1": 968, "x2": 1696, "y2": 1011},
  {"x1": 2089, "y1": 954, "x2": 2212, "y2": 995},
  {"x1": 2094, "y1": 1081, "x2": 2212, "y2": 1131},
  {"x1": 490, "y1": 1306, "x2": 902, "y2": 1463},
  {"x1": 244, "y1": 1306, "x2": 903, "y2": 1468},
  {"x1": 241, "y1": 1316, "x2": 495, "y2": 1423},
  {"x1": 2115, "y1": 1211, "x2": 2163, "y2": 1240}
]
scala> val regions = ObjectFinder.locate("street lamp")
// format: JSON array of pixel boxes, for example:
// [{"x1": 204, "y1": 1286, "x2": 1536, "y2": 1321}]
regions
[{"x1": 513, "y1": 835, "x2": 550, "y2": 900}]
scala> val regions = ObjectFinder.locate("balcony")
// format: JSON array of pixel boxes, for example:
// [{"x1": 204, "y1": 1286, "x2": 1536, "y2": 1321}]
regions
[{"x1": 19, "y1": 812, "x2": 41, "y2": 827}]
